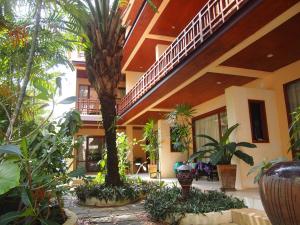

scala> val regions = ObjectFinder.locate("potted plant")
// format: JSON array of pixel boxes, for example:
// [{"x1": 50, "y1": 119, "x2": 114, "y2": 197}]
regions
[
  {"x1": 249, "y1": 107, "x2": 300, "y2": 225},
  {"x1": 167, "y1": 104, "x2": 194, "y2": 156},
  {"x1": 166, "y1": 104, "x2": 195, "y2": 189},
  {"x1": 190, "y1": 123, "x2": 256, "y2": 191},
  {"x1": 141, "y1": 119, "x2": 159, "y2": 178},
  {"x1": 166, "y1": 104, "x2": 194, "y2": 174}
]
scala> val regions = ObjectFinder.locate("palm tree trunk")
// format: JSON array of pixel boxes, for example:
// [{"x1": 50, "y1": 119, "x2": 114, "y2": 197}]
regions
[
  {"x1": 100, "y1": 94, "x2": 122, "y2": 186},
  {"x1": 5, "y1": 0, "x2": 42, "y2": 141}
]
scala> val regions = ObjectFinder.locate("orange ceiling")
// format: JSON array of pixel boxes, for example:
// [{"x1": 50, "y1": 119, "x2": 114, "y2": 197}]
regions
[
  {"x1": 126, "y1": 38, "x2": 171, "y2": 72},
  {"x1": 123, "y1": 0, "x2": 207, "y2": 71},
  {"x1": 155, "y1": 73, "x2": 255, "y2": 108},
  {"x1": 150, "y1": 0, "x2": 207, "y2": 37},
  {"x1": 122, "y1": 0, "x2": 163, "y2": 69},
  {"x1": 128, "y1": 111, "x2": 166, "y2": 125},
  {"x1": 222, "y1": 13, "x2": 300, "y2": 71},
  {"x1": 118, "y1": 0, "x2": 299, "y2": 125},
  {"x1": 125, "y1": 0, "x2": 144, "y2": 26}
]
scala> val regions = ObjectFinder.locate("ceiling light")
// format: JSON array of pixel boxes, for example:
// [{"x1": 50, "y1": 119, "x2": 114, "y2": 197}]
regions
[
  {"x1": 217, "y1": 81, "x2": 222, "y2": 85},
  {"x1": 139, "y1": 66, "x2": 143, "y2": 69},
  {"x1": 171, "y1": 26, "x2": 176, "y2": 29},
  {"x1": 267, "y1": 53, "x2": 274, "y2": 58}
]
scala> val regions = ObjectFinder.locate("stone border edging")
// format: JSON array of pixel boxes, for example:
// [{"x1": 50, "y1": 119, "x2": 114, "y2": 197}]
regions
[
  {"x1": 165, "y1": 208, "x2": 271, "y2": 225},
  {"x1": 63, "y1": 208, "x2": 78, "y2": 225}
]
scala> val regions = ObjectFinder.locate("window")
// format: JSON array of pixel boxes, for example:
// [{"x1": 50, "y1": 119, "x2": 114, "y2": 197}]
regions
[
  {"x1": 79, "y1": 85, "x2": 89, "y2": 98},
  {"x1": 248, "y1": 100, "x2": 269, "y2": 143},
  {"x1": 284, "y1": 78, "x2": 300, "y2": 159},
  {"x1": 192, "y1": 107, "x2": 228, "y2": 153},
  {"x1": 77, "y1": 136, "x2": 106, "y2": 172}
]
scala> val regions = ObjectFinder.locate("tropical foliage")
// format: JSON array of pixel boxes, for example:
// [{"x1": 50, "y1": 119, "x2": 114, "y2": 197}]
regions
[
  {"x1": 59, "y1": 0, "x2": 157, "y2": 186},
  {"x1": 166, "y1": 104, "x2": 194, "y2": 154},
  {"x1": 0, "y1": 0, "x2": 76, "y2": 143},
  {"x1": 75, "y1": 178, "x2": 163, "y2": 203},
  {"x1": 141, "y1": 119, "x2": 158, "y2": 165},
  {"x1": 0, "y1": 110, "x2": 84, "y2": 224},
  {"x1": 94, "y1": 132, "x2": 135, "y2": 184},
  {"x1": 190, "y1": 124, "x2": 256, "y2": 165},
  {"x1": 144, "y1": 186, "x2": 246, "y2": 222}
]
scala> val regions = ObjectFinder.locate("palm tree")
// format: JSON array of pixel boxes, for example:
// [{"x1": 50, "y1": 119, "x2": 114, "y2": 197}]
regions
[{"x1": 61, "y1": 0, "x2": 156, "y2": 186}]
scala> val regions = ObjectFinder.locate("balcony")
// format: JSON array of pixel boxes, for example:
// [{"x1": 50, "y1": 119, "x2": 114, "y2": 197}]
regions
[
  {"x1": 77, "y1": 98, "x2": 100, "y2": 115},
  {"x1": 118, "y1": 0, "x2": 248, "y2": 115}
]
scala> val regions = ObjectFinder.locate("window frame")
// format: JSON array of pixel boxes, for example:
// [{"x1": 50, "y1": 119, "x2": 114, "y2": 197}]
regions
[
  {"x1": 78, "y1": 84, "x2": 90, "y2": 99},
  {"x1": 192, "y1": 106, "x2": 226, "y2": 153},
  {"x1": 283, "y1": 77, "x2": 300, "y2": 159},
  {"x1": 85, "y1": 136, "x2": 106, "y2": 172},
  {"x1": 248, "y1": 99, "x2": 269, "y2": 143}
]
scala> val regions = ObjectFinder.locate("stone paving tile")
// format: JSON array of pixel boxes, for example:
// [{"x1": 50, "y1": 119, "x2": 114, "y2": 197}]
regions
[{"x1": 64, "y1": 195, "x2": 161, "y2": 225}]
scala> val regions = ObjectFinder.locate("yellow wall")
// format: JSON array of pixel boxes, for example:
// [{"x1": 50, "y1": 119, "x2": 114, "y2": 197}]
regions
[
  {"x1": 245, "y1": 60, "x2": 300, "y2": 158},
  {"x1": 184, "y1": 61, "x2": 300, "y2": 189},
  {"x1": 155, "y1": 44, "x2": 169, "y2": 60},
  {"x1": 225, "y1": 86, "x2": 283, "y2": 189},
  {"x1": 125, "y1": 71, "x2": 143, "y2": 93}
]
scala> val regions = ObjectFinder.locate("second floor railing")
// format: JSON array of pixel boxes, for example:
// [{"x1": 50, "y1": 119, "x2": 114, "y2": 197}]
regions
[
  {"x1": 118, "y1": 0, "x2": 248, "y2": 115},
  {"x1": 77, "y1": 98, "x2": 100, "y2": 115}
]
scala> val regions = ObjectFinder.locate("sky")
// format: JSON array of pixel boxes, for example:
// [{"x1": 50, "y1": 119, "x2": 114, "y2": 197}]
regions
[{"x1": 51, "y1": 65, "x2": 77, "y2": 120}]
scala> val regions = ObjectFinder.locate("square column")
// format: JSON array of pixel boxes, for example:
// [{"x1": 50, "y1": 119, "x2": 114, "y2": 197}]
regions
[
  {"x1": 125, "y1": 125, "x2": 134, "y2": 173},
  {"x1": 157, "y1": 120, "x2": 187, "y2": 178}
]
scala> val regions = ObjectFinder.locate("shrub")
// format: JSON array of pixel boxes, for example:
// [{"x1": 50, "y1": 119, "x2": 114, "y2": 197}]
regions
[
  {"x1": 75, "y1": 179, "x2": 163, "y2": 203},
  {"x1": 144, "y1": 186, "x2": 246, "y2": 222}
]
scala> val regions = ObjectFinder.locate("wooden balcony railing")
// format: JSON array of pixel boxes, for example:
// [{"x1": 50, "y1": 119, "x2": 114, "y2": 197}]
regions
[
  {"x1": 117, "y1": 0, "x2": 248, "y2": 115},
  {"x1": 77, "y1": 98, "x2": 100, "y2": 115}
]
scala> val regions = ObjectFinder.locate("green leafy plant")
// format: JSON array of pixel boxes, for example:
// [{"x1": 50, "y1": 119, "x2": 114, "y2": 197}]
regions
[
  {"x1": 94, "y1": 132, "x2": 135, "y2": 184},
  {"x1": 189, "y1": 124, "x2": 256, "y2": 165},
  {"x1": 141, "y1": 120, "x2": 158, "y2": 165},
  {"x1": 290, "y1": 106, "x2": 300, "y2": 159},
  {"x1": 0, "y1": 110, "x2": 84, "y2": 224},
  {"x1": 117, "y1": 132, "x2": 133, "y2": 177},
  {"x1": 166, "y1": 104, "x2": 194, "y2": 155},
  {"x1": 75, "y1": 179, "x2": 163, "y2": 203},
  {"x1": 144, "y1": 186, "x2": 246, "y2": 222}
]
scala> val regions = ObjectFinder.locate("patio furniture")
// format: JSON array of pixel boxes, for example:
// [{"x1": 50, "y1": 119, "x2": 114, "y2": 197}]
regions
[{"x1": 194, "y1": 161, "x2": 218, "y2": 181}]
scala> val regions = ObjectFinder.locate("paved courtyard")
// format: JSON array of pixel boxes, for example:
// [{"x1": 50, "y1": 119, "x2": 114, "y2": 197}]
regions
[
  {"x1": 65, "y1": 174, "x2": 263, "y2": 224},
  {"x1": 63, "y1": 195, "x2": 161, "y2": 225}
]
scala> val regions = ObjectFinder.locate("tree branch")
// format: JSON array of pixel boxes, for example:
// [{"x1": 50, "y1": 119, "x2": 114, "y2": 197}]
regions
[{"x1": 5, "y1": 0, "x2": 43, "y2": 141}]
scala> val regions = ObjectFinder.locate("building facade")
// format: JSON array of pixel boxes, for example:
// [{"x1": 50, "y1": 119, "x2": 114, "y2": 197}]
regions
[{"x1": 73, "y1": 0, "x2": 300, "y2": 189}]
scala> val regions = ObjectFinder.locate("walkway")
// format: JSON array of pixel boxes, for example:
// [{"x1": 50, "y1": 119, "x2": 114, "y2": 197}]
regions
[{"x1": 63, "y1": 195, "x2": 160, "y2": 225}]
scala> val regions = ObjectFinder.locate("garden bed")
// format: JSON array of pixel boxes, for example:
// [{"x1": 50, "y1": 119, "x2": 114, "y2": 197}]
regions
[
  {"x1": 144, "y1": 186, "x2": 247, "y2": 224},
  {"x1": 75, "y1": 179, "x2": 162, "y2": 207}
]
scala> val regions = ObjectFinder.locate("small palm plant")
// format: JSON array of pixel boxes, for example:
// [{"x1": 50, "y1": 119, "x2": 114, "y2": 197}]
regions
[
  {"x1": 141, "y1": 119, "x2": 158, "y2": 165},
  {"x1": 166, "y1": 104, "x2": 195, "y2": 155},
  {"x1": 189, "y1": 123, "x2": 256, "y2": 165}
]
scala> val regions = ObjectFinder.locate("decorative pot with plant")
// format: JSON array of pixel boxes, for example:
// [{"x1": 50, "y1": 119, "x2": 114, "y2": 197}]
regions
[
  {"x1": 176, "y1": 164, "x2": 193, "y2": 200},
  {"x1": 141, "y1": 119, "x2": 159, "y2": 178},
  {"x1": 166, "y1": 104, "x2": 195, "y2": 174},
  {"x1": 190, "y1": 123, "x2": 256, "y2": 191},
  {"x1": 249, "y1": 106, "x2": 300, "y2": 225}
]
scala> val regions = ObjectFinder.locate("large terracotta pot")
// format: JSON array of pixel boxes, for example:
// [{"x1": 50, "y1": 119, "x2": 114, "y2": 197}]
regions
[
  {"x1": 217, "y1": 164, "x2": 236, "y2": 191},
  {"x1": 259, "y1": 161, "x2": 300, "y2": 225},
  {"x1": 148, "y1": 164, "x2": 158, "y2": 178}
]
